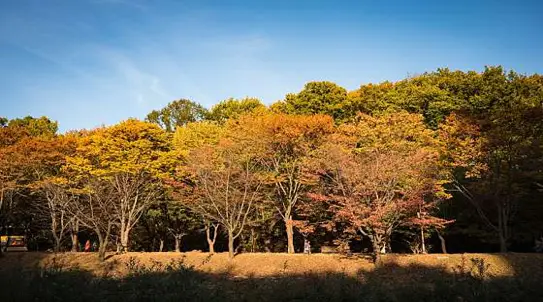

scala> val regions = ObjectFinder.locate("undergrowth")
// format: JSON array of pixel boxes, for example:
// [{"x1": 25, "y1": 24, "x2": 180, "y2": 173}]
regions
[{"x1": 0, "y1": 255, "x2": 540, "y2": 302}]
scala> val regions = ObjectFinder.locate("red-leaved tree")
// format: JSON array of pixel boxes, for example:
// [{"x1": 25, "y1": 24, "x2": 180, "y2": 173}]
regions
[{"x1": 312, "y1": 112, "x2": 450, "y2": 263}]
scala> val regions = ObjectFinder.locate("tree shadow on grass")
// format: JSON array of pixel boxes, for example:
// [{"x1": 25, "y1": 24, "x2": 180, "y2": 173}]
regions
[{"x1": 1, "y1": 253, "x2": 542, "y2": 302}]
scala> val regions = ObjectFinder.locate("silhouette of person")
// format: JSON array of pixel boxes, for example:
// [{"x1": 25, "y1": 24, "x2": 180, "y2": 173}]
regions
[{"x1": 304, "y1": 238, "x2": 311, "y2": 254}]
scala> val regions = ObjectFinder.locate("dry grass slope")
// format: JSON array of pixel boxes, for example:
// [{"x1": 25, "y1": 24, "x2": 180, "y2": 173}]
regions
[
  {"x1": 1, "y1": 252, "x2": 543, "y2": 301},
  {"x1": 2, "y1": 252, "x2": 537, "y2": 277}
]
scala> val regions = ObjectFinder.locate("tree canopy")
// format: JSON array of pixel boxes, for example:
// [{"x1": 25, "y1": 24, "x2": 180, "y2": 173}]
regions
[
  {"x1": 207, "y1": 97, "x2": 266, "y2": 123},
  {"x1": 146, "y1": 99, "x2": 208, "y2": 132},
  {"x1": 2, "y1": 66, "x2": 543, "y2": 261}
]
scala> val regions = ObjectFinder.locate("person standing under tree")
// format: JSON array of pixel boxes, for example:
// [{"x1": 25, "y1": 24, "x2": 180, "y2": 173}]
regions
[
  {"x1": 303, "y1": 238, "x2": 311, "y2": 254},
  {"x1": 84, "y1": 240, "x2": 91, "y2": 252}
]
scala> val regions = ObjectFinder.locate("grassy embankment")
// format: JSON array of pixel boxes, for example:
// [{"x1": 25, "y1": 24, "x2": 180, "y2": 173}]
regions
[{"x1": 1, "y1": 252, "x2": 542, "y2": 301}]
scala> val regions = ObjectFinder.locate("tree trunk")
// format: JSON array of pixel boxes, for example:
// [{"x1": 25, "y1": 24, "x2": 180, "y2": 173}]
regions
[
  {"x1": 159, "y1": 239, "x2": 164, "y2": 252},
  {"x1": 70, "y1": 232, "x2": 78, "y2": 253},
  {"x1": 285, "y1": 218, "x2": 295, "y2": 254},
  {"x1": 206, "y1": 227, "x2": 214, "y2": 253},
  {"x1": 372, "y1": 239, "x2": 383, "y2": 266},
  {"x1": 98, "y1": 241, "x2": 107, "y2": 262},
  {"x1": 379, "y1": 237, "x2": 389, "y2": 254},
  {"x1": 228, "y1": 230, "x2": 235, "y2": 260},
  {"x1": 53, "y1": 236, "x2": 61, "y2": 253},
  {"x1": 420, "y1": 226, "x2": 427, "y2": 254},
  {"x1": 250, "y1": 228, "x2": 257, "y2": 252},
  {"x1": 97, "y1": 234, "x2": 107, "y2": 262},
  {"x1": 383, "y1": 230, "x2": 393, "y2": 254},
  {"x1": 97, "y1": 223, "x2": 112, "y2": 262},
  {"x1": 151, "y1": 237, "x2": 157, "y2": 252},
  {"x1": 70, "y1": 220, "x2": 79, "y2": 252},
  {"x1": 499, "y1": 233, "x2": 507, "y2": 253},
  {"x1": 497, "y1": 204, "x2": 508, "y2": 253},
  {"x1": 120, "y1": 227, "x2": 131, "y2": 253},
  {"x1": 206, "y1": 224, "x2": 219, "y2": 254},
  {"x1": 0, "y1": 225, "x2": 4, "y2": 257},
  {"x1": 437, "y1": 230, "x2": 447, "y2": 254},
  {"x1": 208, "y1": 241, "x2": 215, "y2": 254},
  {"x1": 51, "y1": 217, "x2": 61, "y2": 252},
  {"x1": 116, "y1": 240, "x2": 121, "y2": 253},
  {"x1": 174, "y1": 234, "x2": 183, "y2": 252}
]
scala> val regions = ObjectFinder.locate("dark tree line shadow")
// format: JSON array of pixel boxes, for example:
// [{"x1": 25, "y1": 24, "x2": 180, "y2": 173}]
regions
[{"x1": 1, "y1": 253, "x2": 542, "y2": 302}]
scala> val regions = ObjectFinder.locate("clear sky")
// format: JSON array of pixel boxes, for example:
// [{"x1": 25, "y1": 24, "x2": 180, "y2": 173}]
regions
[{"x1": 1, "y1": 0, "x2": 542, "y2": 131}]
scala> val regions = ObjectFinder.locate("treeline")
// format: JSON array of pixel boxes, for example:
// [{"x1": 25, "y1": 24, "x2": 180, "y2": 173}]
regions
[{"x1": 1, "y1": 66, "x2": 543, "y2": 261}]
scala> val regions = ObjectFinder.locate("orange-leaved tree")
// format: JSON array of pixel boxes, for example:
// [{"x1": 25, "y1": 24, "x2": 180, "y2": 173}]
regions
[
  {"x1": 171, "y1": 120, "x2": 269, "y2": 259},
  {"x1": 229, "y1": 113, "x2": 335, "y2": 253},
  {"x1": 0, "y1": 124, "x2": 77, "y2": 253},
  {"x1": 0, "y1": 126, "x2": 29, "y2": 229},
  {"x1": 27, "y1": 134, "x2": 79, "y2": 252}
]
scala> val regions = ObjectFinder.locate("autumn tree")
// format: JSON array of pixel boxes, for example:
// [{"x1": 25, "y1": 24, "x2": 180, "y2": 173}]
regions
[
  {"x1": 345, "y1": 68, "x2": 482, "y2": 127},
  {"x1": 183, "y1": 146, "x2": 264, "y2": 259},
  {"x1": 2, "y1": 66, "x2": 543, "y2": 256},
  {"x1": 172, "y1": 120, "x2": 267, "y2": 259},
  {"x1": 141, "y1": 205, "x2": 169, "y2": 252},
  {"x1": 146, "y1": 99, "x2": 208, "y2": 132},
  {"x1": 473, "y1": 72, "x2": 543, "y2": 253},
  {"x1": 143, "y1": 198, "x2": 203, "y2": 253},
  {"x1": 342, "y1": 82, "x2": 397, "y2": 119},
  {"x1": 67, "y1": 177, "x2": 117, "y2": 261},
  {"x1": 407, "y1": 200, "x2": 452, "y2": 254},
  {"x1": 167, "y1": 204, "x2": 202, "y2": 252},
  {"x1": 344, "y1": 66, "x2": 543, "y2": 252},
  {"x1": 279, "y1": 81, "x2": 348, "y2": 120},
  {"x1": 7, "y1": 116, "x2": 58, "y2": 137},
  {"x1": 39, "y1": 178, "x2": 77, "y2": 252},
  {"x1": 0, "y1": 126, "x2": 28, "y2": 257},
  {"x1": 170, "y1": 120, "x2": 225, "y2": 252},
  {"x1": 441, "y1": 109, "x2": 543, "y2": 252},
  {"x1": 173, "y1": 121, "x2": 225, "y2": 152},
  {"x1": 0, "y1": 124, "x2": 49, "y2": 223},
  {"x1": 66, "y1": 119, "x2": 172, "y2": 253},
  {"x1": 230, "y1": 113, "x2": 335, "y2": 253},
  {"x1": 0, "y1": 126, "x2": 26, "y2": 217},
  {"x1": 207, "y1": 97, "x2": 266, "y2": 123},
  {"x1": 29, "y1": 134, "x2": 79, "y2": 252},
  {"x1": 314, "y1": 112, "x2": 448, "y2": 263},
  {"x1": 0, "y1": 123, "x2": 76, "y2": 253}
]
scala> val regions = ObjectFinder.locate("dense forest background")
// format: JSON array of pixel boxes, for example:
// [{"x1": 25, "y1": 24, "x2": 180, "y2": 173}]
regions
[{"x1": 2, "y1": 66, "x2": 543, "y2": 261}]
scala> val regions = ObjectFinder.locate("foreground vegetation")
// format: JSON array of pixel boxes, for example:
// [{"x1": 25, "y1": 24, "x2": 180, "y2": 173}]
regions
[{"x1": 1, "y1": 252, "x2": 542, "y2": 301}]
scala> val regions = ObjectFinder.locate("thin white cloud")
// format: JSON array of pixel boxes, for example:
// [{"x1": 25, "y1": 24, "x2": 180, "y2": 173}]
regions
[
  {"x1": 1, "y1": 3, "x2": 285, "y2": 130},
  {"x1": 205, "y1": 34, "x2": 272, "y2": 55},
  {"x1": 19, "y1": 46, "x2": 95, "y2": 80},
  {"x1": 89, "y1": 0, "x2": 147, "y2": 10}
]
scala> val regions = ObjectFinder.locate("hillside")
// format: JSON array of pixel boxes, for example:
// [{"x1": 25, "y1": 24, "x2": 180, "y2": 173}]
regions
[
  {"x1": 1, "y1": 252, "x2": 543, "y2": 301},
  {"x1": 3, "y1": 252, "x2": 539, "y2": 278}
]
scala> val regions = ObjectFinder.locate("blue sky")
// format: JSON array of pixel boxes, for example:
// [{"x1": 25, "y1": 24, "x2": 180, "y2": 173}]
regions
[{"x1": 1, "y1": 0, "x2": 542, "y2": 131}]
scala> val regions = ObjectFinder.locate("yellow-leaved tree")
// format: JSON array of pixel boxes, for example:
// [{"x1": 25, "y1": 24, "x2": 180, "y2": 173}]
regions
[{"x1": 65, "y1": 119, "x2": 172, "y2": 258}]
